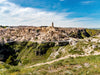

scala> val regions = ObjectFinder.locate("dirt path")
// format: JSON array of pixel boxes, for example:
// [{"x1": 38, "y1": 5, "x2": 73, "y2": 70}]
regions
[{"x1": 28, "y1": 51, "x2": 100, "y2": 68}]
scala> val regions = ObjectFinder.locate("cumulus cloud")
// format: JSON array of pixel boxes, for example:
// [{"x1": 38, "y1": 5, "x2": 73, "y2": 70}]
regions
[
  {"x1": 0, "y1": 0, "x2": 6, "y2": 3},
  {"x1": 0, "y1": 0, "x2": 92, "y2": 27}
]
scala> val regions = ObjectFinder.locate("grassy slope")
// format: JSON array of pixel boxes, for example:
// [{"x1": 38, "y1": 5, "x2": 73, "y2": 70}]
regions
[
  {"x1": 3, "y1": 42, "x2": 56, "y2": 65},
  {"x1": 1, "y1": 55, "x2": 100, "y2": 75},
  {"x1": 86, "y1": 29, "x2": 100, "y2": 36},
  {"x1": 1, "y1": 38, "x2": 100, "y2": 75},
  {"x1": 69, "y1": 29, "x2": 100, "y2": 39}
]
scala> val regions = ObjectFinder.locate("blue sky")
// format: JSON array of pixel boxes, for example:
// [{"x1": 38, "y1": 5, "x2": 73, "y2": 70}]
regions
[{"x1": 0, "y1": 0, "x2": 100, "y2": 28}]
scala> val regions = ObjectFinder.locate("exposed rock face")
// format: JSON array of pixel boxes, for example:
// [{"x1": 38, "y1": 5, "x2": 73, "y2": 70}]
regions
[{"x1": 0, "y1": 26, "x2": 90, "y2": 44}]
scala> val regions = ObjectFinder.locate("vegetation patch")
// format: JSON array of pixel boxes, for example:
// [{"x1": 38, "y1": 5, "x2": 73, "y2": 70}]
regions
[
  {"x1": 86, "y1": 29, "x2": 100, "y2": 36},
  {"x1": 68, "y1": 47, "x2": 84, "y2": 55},
  {"x1": 2, "y1": 55, "x2": 100, "y2": 75}
]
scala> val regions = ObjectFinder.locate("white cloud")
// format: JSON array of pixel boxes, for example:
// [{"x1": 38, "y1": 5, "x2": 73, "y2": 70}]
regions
[
  {"x1": 59, "y1": 0, "x2": 64, "y2": 1},
  {"x1": 0, "y1": 0, "x2": 6, "y2": 3},
  {"x1": 81, "y1": 1, "x2": 95, "y2": 4},
  {"x1": 0, "y1": 0, "x2": 95, "y2": 28}
]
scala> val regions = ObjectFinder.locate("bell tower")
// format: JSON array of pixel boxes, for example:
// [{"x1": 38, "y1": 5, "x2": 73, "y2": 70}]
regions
[{"x1": 52, "y1": 22, "x2": 54, "y2": 27}]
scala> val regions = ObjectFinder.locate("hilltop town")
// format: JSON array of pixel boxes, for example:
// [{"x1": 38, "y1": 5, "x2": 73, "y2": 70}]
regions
[
  {"x1": 0, "y1": 23, "x2": 100, "y2": 74},
  {"x1": 0, "y1": 23, "x2": 92, "y2": 44}
]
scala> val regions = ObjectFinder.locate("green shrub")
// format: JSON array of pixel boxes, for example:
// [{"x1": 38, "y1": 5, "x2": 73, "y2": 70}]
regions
[
  {"x1": 35, "y1": 37, "x2": 38, "y2": 40},
  {"x1": 0, "y1": 64, "x2": 4, "y2": 69},
  {"x1": 68, "y1": 48, "x2": 84, "y2": 55},
  {"x1": 6, "y1": 56, "x2": 13, "y2": 64},
  {"x1": 94, "y1": 47, "x2": 100, "y2": 51},
  {"x1": 35, "y1": 42, "x2": 55, "y2": 55},
  {"x1": 40, "y1": 70, "x2": 48, "y2": 75},
  {"x1": 56, "y1": 52, "x2": 62, "y2": 58},
  {"x1": 3, "y1": 64, "x2": 10, "y2": 69},
  {"x1": 8, "y1": 66, "x2": 21, "y2": 73},
  {"x1": 23, "y1": 59, "x2": 29, "y2": 65}
]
